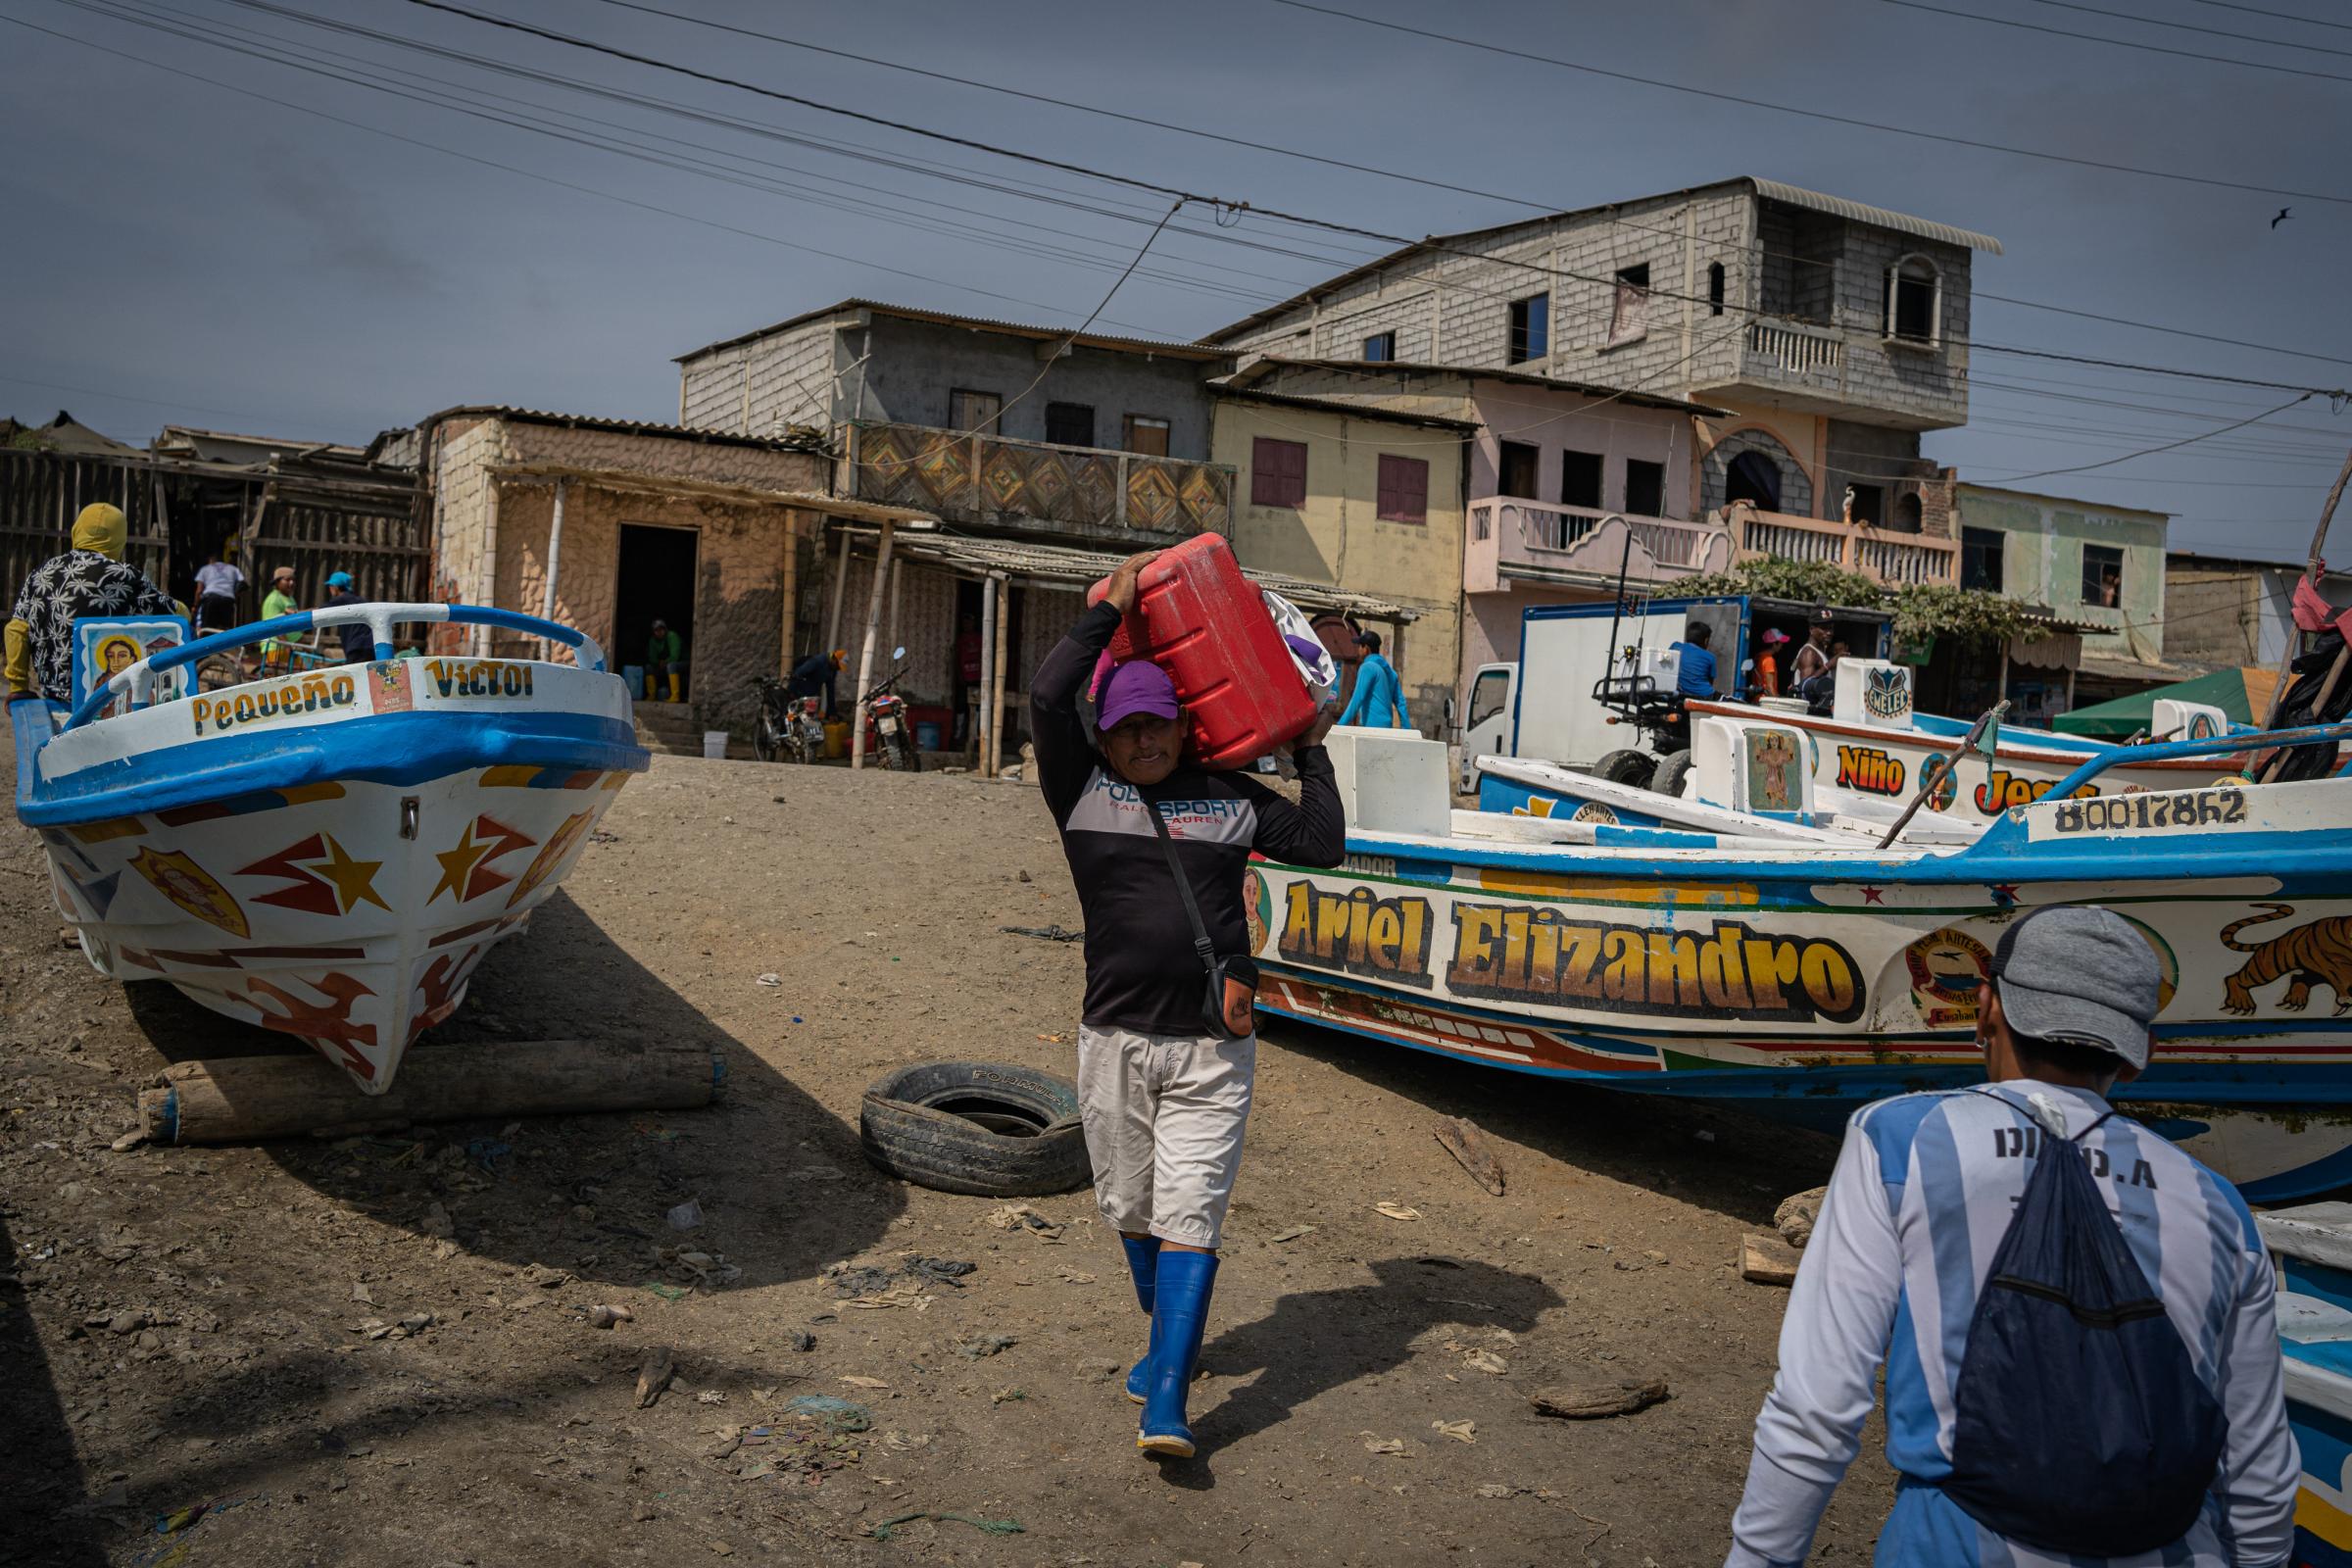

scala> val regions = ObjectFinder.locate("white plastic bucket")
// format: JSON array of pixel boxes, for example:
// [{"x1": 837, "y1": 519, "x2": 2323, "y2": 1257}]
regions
[{"x1": 702, "y1": 730, "x2": 728, "y2": 760}]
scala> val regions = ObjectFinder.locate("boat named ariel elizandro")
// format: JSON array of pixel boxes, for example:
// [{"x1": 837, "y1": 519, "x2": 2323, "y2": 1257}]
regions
[
  {"x1": 15, "y1": 603, "x2": 648, "y2": 1095},
  {"x1": 1252, "y1": 720, "x2": 2352, "y2": 1200}
]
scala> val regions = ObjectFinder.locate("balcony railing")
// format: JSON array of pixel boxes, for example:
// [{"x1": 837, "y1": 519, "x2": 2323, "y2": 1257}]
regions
[
  {"x1": 1719, "y1": 501, "x2": 1958, "y2": 587},
  {"x1": 1745, "y1": 319, "x2": 1845, "y2": 378},
  {"x1": 843, "y1": 421, "x2": 1233, "y2": 539},
  {"x1": 1471, "y1": 497, "x2": 1732, "y2": 583}
]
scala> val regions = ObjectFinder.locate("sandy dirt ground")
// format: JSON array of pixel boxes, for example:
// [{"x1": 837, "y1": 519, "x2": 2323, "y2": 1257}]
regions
[{"x1": 4, "y1": 748, "x2": 1899, "y2": 1567}]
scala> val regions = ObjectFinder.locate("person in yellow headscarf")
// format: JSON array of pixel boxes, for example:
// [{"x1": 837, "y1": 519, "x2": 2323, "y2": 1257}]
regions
[{"x1": 6, "y1": 504, "x2": 177, "y2": 703}]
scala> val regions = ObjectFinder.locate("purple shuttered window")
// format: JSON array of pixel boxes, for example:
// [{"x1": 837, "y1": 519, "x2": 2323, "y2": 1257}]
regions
[
  {"x1": 1252, "y1": 437, "x2": 1308, "y2": 509},
  {"x1": 1376, "y1": 454, "x2": 1428, "y2": 524}
]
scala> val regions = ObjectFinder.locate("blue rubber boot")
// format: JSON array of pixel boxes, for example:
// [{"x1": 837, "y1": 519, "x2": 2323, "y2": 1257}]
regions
[
  {"x1": 1120, "y1": 1235, "x2": 1159, "y2": 1403},
  {"x1": 1137, "y1": 1250, "x2": 1217, "y2": 1458}
]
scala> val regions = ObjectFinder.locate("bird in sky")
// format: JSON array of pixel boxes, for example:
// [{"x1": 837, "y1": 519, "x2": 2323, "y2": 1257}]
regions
[{"x1": 2273, "y1": 207, "x2": 2294, "y2": 228}]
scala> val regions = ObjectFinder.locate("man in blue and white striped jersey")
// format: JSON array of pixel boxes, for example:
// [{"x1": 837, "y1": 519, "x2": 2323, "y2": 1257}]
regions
[{"x1": 1724, "y1": 905, "x2": 2299, "y2": 1567}]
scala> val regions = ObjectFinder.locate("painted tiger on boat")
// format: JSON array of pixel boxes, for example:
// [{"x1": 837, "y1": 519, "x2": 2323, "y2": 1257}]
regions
[{"x1": 2220, "y1": 903, "x2": 2352, "y2": 1016}]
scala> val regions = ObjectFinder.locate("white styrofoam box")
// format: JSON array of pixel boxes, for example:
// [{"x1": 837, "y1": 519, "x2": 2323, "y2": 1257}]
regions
[
  {"x1": 1833, "y1": 659, "x2": 1914, "y2": 730},
  {"x1": 702, "y1": 730, "x2": 728, "y2": 760},
  {"x1": 1692, "y1": 715, "x2": 1814, "y2": 816},
  {"x1": 2152, "y1": 698, "x2": 2230, "y2": 743},
  {"x1": 1615, "y1": 645, "x2": 1681, "y2": 697},
  {"x1": 1323, "y1": 726, "x2": 1450, "y2": 839}
]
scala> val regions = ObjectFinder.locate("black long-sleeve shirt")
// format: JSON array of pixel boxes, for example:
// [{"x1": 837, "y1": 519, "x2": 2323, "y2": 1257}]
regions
[{"x1": 1033, "y1": 601, "x2": 1346, "y2": 1035}]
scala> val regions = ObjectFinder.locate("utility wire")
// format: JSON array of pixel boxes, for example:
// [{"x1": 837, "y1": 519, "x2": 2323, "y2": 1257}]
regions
[
  {"x1": 1268, "y1": 0, "x2": 2352, "y2": 208},
  {"x1": 0, "y1": 8, "x2": 1200, "y2": 339},
  {"x1": 1980, "y1": 394, "x2": 2317, "y2": 483},
  {"x1": 2193, "y1": 0, "x2": 2352, "y2": 33},
  {"x1": 979, "y1": 201, "x2": 1188, "y2": 434},
  {"x1": 2029, "y1": 0, "x2": 2352, "y2": 58},
  {"x1": 383, "y1": 0, "x2": 2352, "y2": 398},
  {"x1": 1883, "y1": 0, "x2": 2352, "y2": 81},
  {"x1": 576, "y1": 0, "x2": 1552, "y2": 214},
  {"x1": 559, "y1": 0, "x2": 2352, "y2": 370}
]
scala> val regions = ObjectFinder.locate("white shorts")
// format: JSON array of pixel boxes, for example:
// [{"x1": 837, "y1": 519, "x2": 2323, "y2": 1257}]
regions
[{"x1": 1076, "y1": 1025, "x2": 1255, "y2": 1250}]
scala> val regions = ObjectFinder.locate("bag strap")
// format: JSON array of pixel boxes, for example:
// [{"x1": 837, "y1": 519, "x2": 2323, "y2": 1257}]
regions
[
  {"x1": 1967, "y1": 1085, "x2": 2119, "y2": 1144},
  {"x1": 1141, "y1": 791, "x2": 1220, "y2": 977}
]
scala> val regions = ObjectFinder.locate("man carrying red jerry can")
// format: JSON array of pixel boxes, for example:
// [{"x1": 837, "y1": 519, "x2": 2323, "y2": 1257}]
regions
[{"x1": 1031, "y1": 546, "x2": 1345, "y2": 1460}]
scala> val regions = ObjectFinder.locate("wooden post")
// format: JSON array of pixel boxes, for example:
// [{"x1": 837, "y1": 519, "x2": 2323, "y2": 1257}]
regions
[
  {"x1": 138, "y1": 1040, "x2": 719, "y2": 1144},
  {"x1": 541, "y1": 478, "x2": 567, "y2": 662},
  {"x1": 851, "y1": 521, "x2": 895, "y2": 771},
  {"x1": 778, "y1": 509, "x2": 802, "y2": 674},
  {"x1": 990, "y1": 573, "x2": 1011, "y2": 778},
  {"x1": 885, "y1": 556, "x2": 903, "y2": 662},
  {"x1": 978, "y1": 574, "x2": 999, "y2": 775},
  {"x1": 2260, "y1": 447, "x2": 2352, "y2": 729},
  {"x1": 824, "y1": 528, "x2": 852, "y2": 657}
]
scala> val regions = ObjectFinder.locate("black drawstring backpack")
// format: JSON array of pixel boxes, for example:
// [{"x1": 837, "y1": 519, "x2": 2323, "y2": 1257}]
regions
[{"x1": 1940, "y1": 1092, "x2": 2228, "y2": 1556}]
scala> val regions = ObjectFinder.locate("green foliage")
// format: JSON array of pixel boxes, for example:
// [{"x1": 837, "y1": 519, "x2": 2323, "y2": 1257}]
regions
[
  {"x1": 1660, "y1": 558, "x2": 2053, "y2": 646},
  {"x1": 1664, "y1": 557, "x2": 1883, "y2": 611}
]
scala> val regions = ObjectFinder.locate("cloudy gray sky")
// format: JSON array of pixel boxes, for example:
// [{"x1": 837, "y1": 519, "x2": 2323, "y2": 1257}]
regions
[{"x1": 4, "y1": 0, "x2": 2347, "y2": 559}]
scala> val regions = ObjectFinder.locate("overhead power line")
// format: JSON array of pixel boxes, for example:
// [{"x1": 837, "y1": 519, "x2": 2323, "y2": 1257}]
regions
[
  {"x1": 381, "y1": 0, "x2": 2352, "y2": 399},
  {"x1": 1267, "y1": 0, "x2": 2352, "y2": 208},
  {"x1": 1885, "y1": 0, "x2": 2352, "y2": 81},
  {"x1": 2028, "y1": 0, "x2": 2352, "y2": 58},
  {"x1": 2193, "y1": 0, "x2": 2352, "y2": 33},
  {"x1": 1982, "y1": 394, "x2": 2317, "y2": 483},
  {"x1": 575, "y1": 0, "x2": 1553, "y2": 215},
  {"x1": 0, "y1": 9, "x2": 1200, "y2": 338}
]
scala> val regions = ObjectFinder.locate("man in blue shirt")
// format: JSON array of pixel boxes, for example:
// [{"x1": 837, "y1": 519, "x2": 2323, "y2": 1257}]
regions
[
  {"x1": 1672, "y1": 621, "x2": 1718, "y2": 698},
  {"x1": 1723, "y1": 906, "x2": 2295, "y2": 1567},
  {"x1": 1337, "y1": 629, "x2": 1409, "y2": 729}
]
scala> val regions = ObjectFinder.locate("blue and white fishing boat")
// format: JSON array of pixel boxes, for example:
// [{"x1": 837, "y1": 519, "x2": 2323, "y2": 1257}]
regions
[
  {"x1": 15, "y1": 603, "x2": 647, "y2": 1095},
  {"x1": 1251, "y1": 721, "x2": 2352, "y2": 1200}
]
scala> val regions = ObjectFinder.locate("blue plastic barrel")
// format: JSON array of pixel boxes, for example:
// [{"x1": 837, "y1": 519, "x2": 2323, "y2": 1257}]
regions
[
  {"x1": 622, "y1": 663, "x2": 645, "y2": 695},
  {"x1": 915, "y1": 720, "x2": 943, "y2": 752}
]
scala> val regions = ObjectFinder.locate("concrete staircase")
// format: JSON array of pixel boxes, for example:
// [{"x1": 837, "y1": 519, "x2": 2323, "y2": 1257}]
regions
[{"x1": 633, "y1": 700, "x2": 710, "y2": 758}]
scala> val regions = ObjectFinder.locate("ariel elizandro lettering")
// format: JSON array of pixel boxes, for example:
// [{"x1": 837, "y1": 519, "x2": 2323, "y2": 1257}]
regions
[{"x1": 1274, "y1": 878, "x2": 1865, "y2": 1024}]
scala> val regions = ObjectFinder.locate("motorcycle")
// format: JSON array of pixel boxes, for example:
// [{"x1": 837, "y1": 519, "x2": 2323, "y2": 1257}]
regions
[
  {"x1": 861, "y1": 648, "x2": 920, "y2": 773},
  {"x1": 749, "y1": 674, "x2": 827, "y2": 764}
]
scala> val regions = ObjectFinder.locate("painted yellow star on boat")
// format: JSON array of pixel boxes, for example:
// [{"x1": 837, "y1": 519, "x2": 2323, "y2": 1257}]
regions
[
  {"x1": 312, "y1": 834, "x2": 389, "y2": 913},
  {"x1": 431, "y1": 822, "x2": 495, "y2": 905}
]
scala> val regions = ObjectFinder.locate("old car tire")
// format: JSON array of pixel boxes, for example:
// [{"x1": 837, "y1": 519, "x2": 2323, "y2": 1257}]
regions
[
  {"x1": 859, "y1": 1061, "x2": 1090, "y2": 1197},
  {"x1": 1592, "y1": 748, "x2": 1656, "y2": 789},
  {"x1": 1651, "y1": 750, "x2": 1694, "y2": 799}
]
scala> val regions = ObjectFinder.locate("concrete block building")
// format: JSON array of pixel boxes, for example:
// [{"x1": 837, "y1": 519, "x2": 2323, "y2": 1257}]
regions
[
  {"x1": 1204, "y1": 176, "x2": 1999, "y2": 588},
  {"x1": 399, "y1": 407, "x2": 842, "y2": 738}
]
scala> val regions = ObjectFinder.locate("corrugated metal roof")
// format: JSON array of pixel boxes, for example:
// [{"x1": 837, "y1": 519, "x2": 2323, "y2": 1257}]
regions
[
  {"x1": 849, "y1": 528, "x2": 1420, "y2": 621},
  {"x1": 1229, "y1": 357, "x2": 1734, "y2": 417},
  {"x1": 408, "y1": 405, "x2": 832, "y2": 454},
  {"x1": 674, "y1": 298, "x2": 1229, "y2": 366},
  {"x1": 1746, "y1": 178, "x2": 2002, "y2": 255}
]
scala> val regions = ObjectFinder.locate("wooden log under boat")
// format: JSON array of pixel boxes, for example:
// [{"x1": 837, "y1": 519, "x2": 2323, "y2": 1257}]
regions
[{"x1": 138, "y1": 1038, "x2": 720, "y2": 1144}]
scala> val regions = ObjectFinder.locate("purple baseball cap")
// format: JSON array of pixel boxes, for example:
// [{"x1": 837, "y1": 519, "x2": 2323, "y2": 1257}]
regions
[{"x1": 1098, "y1": 659, "x2": 1180, "y2": 730}]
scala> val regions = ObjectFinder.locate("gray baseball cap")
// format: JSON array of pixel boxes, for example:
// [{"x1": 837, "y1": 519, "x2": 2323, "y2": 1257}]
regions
[{"x1": 1989, "y1": 906, "x2": 2161, "y2": 1070}]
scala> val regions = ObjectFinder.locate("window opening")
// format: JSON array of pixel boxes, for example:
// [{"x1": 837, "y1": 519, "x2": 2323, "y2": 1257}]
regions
[
  {"x1": 1609, "y1": 264, "x2": 1650, "y2": 345},
  {"x1": 1624, "y1": 459, "x2": 1666, "y2": 518},
  {"x1": 2082, "y1": 543, "x2": 2124, "y2": 608},
  {"x1": 1045, "y1": 402, "x2": 1096, "y2": 447},
  {"x1": 1508, "y1": 294, "x2": 1549, "y2": 362},
  {"x1": 1251, "y1": 437, "x2": 1307, "y2": 509},
  {"x1": 1559, "y1": 451, "x2": 1602, "y2": 511}
]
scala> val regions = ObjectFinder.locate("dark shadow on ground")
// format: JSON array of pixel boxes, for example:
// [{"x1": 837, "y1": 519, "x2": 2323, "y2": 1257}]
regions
[
  {"x1": 1164, "y1": 1255, "x2": 1562, "y2": 1482},
  {"x1": 122, "y1": 887, "x2": 901, "y2": 1289},
  {"x1": 1257, "y1": 1015, "x2": 1841, "y2": 1225},
  {"x1": 0, "y1": 1212, "x2": 107, "y2": 1568}
]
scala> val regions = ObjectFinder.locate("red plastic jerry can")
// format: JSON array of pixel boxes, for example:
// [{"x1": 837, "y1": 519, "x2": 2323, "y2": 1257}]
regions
[{"x1": 1085, "y1": 535, "x2": 1316, "y2": 769}]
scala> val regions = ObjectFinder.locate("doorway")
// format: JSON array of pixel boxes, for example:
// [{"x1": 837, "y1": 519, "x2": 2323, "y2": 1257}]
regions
[{"x1": 615, "y1": 523, "x2": 699, "y2": 697}]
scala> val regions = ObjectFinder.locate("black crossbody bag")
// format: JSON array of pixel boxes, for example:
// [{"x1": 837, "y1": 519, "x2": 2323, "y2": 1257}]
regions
[{"x1": 1142, "y1": 794, "x2": 1255, "y2": 1039}]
